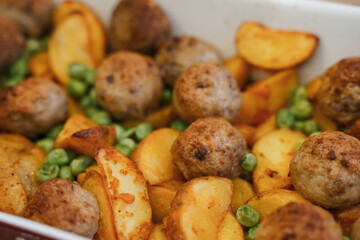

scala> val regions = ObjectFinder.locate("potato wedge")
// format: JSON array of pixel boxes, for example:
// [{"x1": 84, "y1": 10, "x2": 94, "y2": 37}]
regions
[
  {"x1": 49, "y1": 13, "x2": 96, "y2": 85},
  {"x1": 306, "y1": 76, "x2": 323, "y2": 101},
  {"x1": 233, "y1": 125, "x2": 256, "y2": 148},
  {"x1": 224, "y1": 55, "x2": 251, "y2": 89},
  {"x1": 131, "y1": 128, "x2": 183, "y2": 185},
  {"x1": 95, "y1": 146, "x2": 152, "y2": 240},
  {"x1": 252, "y1": 114, "x2": 276, "y2": 146},
  {"x1": 246, "y1": 189, "x2": 309, "y2": 221},
  {"x1": 67, "y1": 96, "x2": 85, "y2": 116},
  {"x1": 149, "y1": 186, "x2": 177, "y2": 223},
  {"x1": 252, "y1": 129, "x2": 306, "y2": 193},
  {"x1": 166, "y1": 177, "x2": 233, "y2": 240},
  {"x1": 234, "y1": 69, "x2": 298, "y2": 126},
  {"x1": 29, "y1": 51, "x2": 56, "y2": 81},
  {"x1": 218, "y1": 212, "x2": 245, "y2": 240},
  {"x1": 149, "y1": 224, "x2": 168, "y2": 240},
  {"x1": 333, "y1": 204, "x2": 360, "y2": 236},
  {"x1": 158, "y1": 179, "x2": 184, "y2": 191},
  {"x1": 231, "y1": 177, "x2": 255, "y2": 210},
  {"x1": 236, "y1": 22, "x2": 318, "y2": 70},
  {"x1": 82, "y1": 170, "x2": 117, "y2": 240},
  {"x1": 313, "y1": 103, "x2": 338, "y2": 131}
]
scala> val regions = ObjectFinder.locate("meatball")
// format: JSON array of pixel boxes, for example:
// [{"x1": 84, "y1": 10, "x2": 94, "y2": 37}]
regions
[
  {"x1": 110, "y1": 0, "x2": 170, "y2": 55},
  {"x1": 0, "y1": 78, "x2": 68, "y2": 138},
  {"x1": 0, "y1": 17, "x2": 24, "y2": 71},
  {"x1": 22, "y1": 178, "x2": 99, "y2": 238},
  {"x1": 317, "y1": 58, "x2": 360, "y2": 125},
  {"x1": 351, "y1": 217, "x2": 360, "y2": 240},
  {"x1": 95, "y1": 51, "x2": 163, "y2": 121},
  {"x1": 155, "y1": 35, "x2": 222, "y2": 87},
  {"x1": 255, "y1": 202, "x2": 342, "y2": 240},
  {"x1": 171, "y1": 117, "x2": 246, "y2": 180},
  {"x1": 290, "y1": 131, "x2": 360, "y2": 209},
  {"x1": 172, "y1": 62, "x2": 243, "y2": 123},
  {"x1": 0, "y1": 0, "x2": 54, "y2": 37}
]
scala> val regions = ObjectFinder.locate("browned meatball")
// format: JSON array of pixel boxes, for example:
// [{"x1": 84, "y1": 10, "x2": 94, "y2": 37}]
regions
[
  {"x1": 0, "y1": 78, "x2": 68, "y2": 138},
  {"x1": 110, "y1": 0, "x2": 170, "y2": 55},
  {"x1": 290, "y1": 131, "x2": 360, "y2": 209},
  {"x1": 351, "y1": 217, "x2": 360, "y2": 240},
  {"x1": 95, "y1": 51, "x2": 163, "y2": 121},
  {"x1": 317, "y1": 58, "x2": 360, "y2": 125},
  {"x1": 255, "y1": 202, "x2": 342, "y2": 240},
  {"x1": 0, "y1": 17, "x2": 25, "y2": 71},
  {"x1": 0, "y1": 0, "x2": 54, "y2": 36},
  {"x1": 155, "y1": 35, "x2": 222, "y2": 86},
  {"x1": 22, "y1": 178, "x2": 99, "y2": 238},
  {"x1": 172, "y1": 62, "x2": 243, "y2": 123},
  {"x1": 171, "y1": 117, "x2": 246, "y2": 180}
]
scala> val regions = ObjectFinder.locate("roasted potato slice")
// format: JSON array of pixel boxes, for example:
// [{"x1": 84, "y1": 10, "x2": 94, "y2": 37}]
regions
[
  {"x1": 166, "y1": 176, "x2": 233, "y2": 240},
  {"x1": 149, "y1": 186, "x2": 177, "y2": 223},
  {"x1": 218, "y1": 211, "x2": 245, "y2": 240},
  {"x1": 313, "y1": 103, "x2": 338, "y2": 131},
  {"x1": 252, "y1": 114, "x2": 276, "y2": 146},
  {"x1": 306, "y1": 76, "x2": 323, "y2": 101},
  {"x1": 158, "y1": 179, "x2": 184, "y2": 191},
  {"x1": 333, "y1": 204, "x2": 360, "y2": 236},
  {"x1": 224, "y1": 55, "x2": 251, "y2": 89},
  {"x1": 95, "y1": 146, "x2": 152, "y2": 240},
  {"x1": 149, "y1": 224, "x2": 168, "y2": 240},
  {"x1": 28, "y1": 51, "x2": 56, "y2": 81},
  {"x1": 236, "y1": 22, "x2": 318, "y2": 70},
  {"x1": 233, "y1": 125, "x2": 256, "y2": 148},
  {"x1": 231, "y1": 177, "x2": 255, "y2": 210},
  {"x1": 252, "y1": 129, "x2": 306, "y2": 193}
]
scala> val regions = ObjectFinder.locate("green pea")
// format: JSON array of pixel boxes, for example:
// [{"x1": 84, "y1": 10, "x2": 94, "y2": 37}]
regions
[
  {"x1": 289, "y1": 99, "x2": 313, "y2": 120},
  {"x1": 70, "y1": 156, "x2": 93, "y2": 176},
  {"x1": 135, "y1": 122, "x2": 153, "y2": 141},
  {"x1": 115, "y1": 144, "x2": 134, "y2": 158},
  {"x1": 112, "y1": 124, "x2": 126, "y2": 143},
  {"x1": 37, "y1": 165, "x2": 59, "y2": 183},
  {"x1": 46, "y1": 124, "x2": 63, "y2": 140},
  {"x1": 171, "y1": 119, "x2": 188, "y2": 131},
  {"x1": 26, "y1": 38, "x2": 42, "y2": 54},
  {"x1": 68, "y1": 63, "x2": 88, "y2": 79},
  {"x1": 241, "y1": 153, "x2": 258, "y2": 172},
  {"x1": 10, "y1": 57, "x2": 28, "y2": 77},
  {"x1": 40, "y1": 36, "x2": 50, "y2": 50},
  {"x1": 86, "y1": 107, "x2": 99, "y2": 118},
  {"x1": 80, "y1": 96, "x2": 92, "y2": 109},
  {"x1": 4, "y1": 75, "x2": 23, "y2": 87},
  {"x1": 119, "y1": 127, "x2": 136, "y2": 139},
  {"x1": 294, "y1": 139, "x2": 306, "y2": 152},
  {"x1": 245, "y1": 224, "x2": 260, "y2": 240},
  {"x1": 246, "y1": 149, "x2": 251, "y2": 155},
  {"x1": 119, "y1": 138, "x2": 137, "y2": 150},
  {"x1": 240, "y1": 170, "x2": 252, "y2": 182},
  {"x1": 36, "y1": 138, "x2": 54, "y2": 154},
  {"x1": 276, "y1": 109, "x2": 295, "y2": 128},
  {"x1": 161, "y1": 88, "x2": 172, "y2": 105},
  {"x1": 343, "y1": 236, "x2": 350, "y2": 240},
  {"x1": 84, "y1": 70, "x2": 96, "y2": 86},
  {"x1": 288, "y1": 86, "x2": 307, "y2": 104},
  {"x1": 68, "y1": 79, "x2": 87, "y2": 99},
  {"x1": 303, "y1": 120, "x2": 319, "y2": 135},
  {"x1": 91, "y1": 110, "x2": 112, "y2": 125},
  {"x1": 59, "y1": 166, "x2": 74, "y2": 181},
  {"x1": 65, "y1": 150, "x2": 77, "y2": 161},
  {"x1": 89, "y1": 88, "x2": 99, "y2": 106},
  {"x1": 236, "y1": 205, "x2": 259, "y2": 227},
  {"x1": 44, "y1": 148, "x2": 70, "y2": 166},
  {"x1": 293, "y1": 121, "x2": 305, "y2": 132},
  {"x1": 309, "y1": 131, "x2": 322, "y2": 137}
]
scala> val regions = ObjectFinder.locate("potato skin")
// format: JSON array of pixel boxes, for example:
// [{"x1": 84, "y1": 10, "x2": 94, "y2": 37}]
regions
[
  {"x1": 95, "y1": 51, "x2": 163, "y2": 121},
  {"x1": 172, "y1": 62, "x2": 243, "y2": 123},
  {"x1": 317, "y1": 58, "x2": 360, "y2": 125},
  {"x1": 110, "y1": 0, "x2": 170, "y2": 55},
  {"x1": 0, "y1": 78, "x2": 68, "y2": 138},
  {"x1": 255, "y1": 202, "x2": 342, "y2": 240},
  {"x1": 290, "y1": 131, "x2": 360, "y2": 209},
  {"x1": 171, "y1": 117, "x2": 246, "y2": 180}
]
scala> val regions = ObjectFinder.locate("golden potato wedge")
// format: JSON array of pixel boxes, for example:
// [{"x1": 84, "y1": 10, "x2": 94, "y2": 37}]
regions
[
  {"x1": 95, "y1": 146, "x2": 152, "y2": 240},
  {"x1": 82, "y1": 170, "x2": 117, "y2": 240},
  {"x1": 236, "y1": 22, "x2": 318, "y2": 70},
  {"x1": 306, "y1": 76, "x2": 323, "y2": 101},
  {"x1": 246, "y1": 189, "x2": 309, "y2": 221},
  {"x1": 218, "y1": 211, "x2": 245, "y2": 240},
  {"x1": 67, "y1": 96, "x2": 85, "y2": 116},
  {"x1": 29, "y1": 51, "x2": 56, "y2": 81},
  {"x1": 252, "y1": 129, "x2": 306, "y2": 193},
  {"x1": 54, "y1": 1, "x2": 106, "y2": 64},
  {"x1": 131, "y1": 128, "x2": 183, "y2": 185},
  {"x1": 231, "y1": 177, "x2": 255, "y2": 210},
  {"x1": 158, "y1": 179, "x2": 184, "y2": 191},
  {"x1": 333, "y1": 204, "x2": 360, "y2": 236},
  {"x1": 233, "y1": 125, "x2": 256, "y2": 148},
  {"x1": 166, "y1": 177, "x2": 233, "y2": 240},
  {"x1": 252, "y1": 114, "x2": 276, "y2": 146},
  {"x1": 224, "y1": 55, "x2": 251, "y2": 89},
  {"x1": 312, "y1": 103, "x2": 338, "y2": 131},
  {"x1": 49, "y1": 13, "x2": 96, "y2": 85},
  {"x1": 149, "y1": 224, "x2": 168, "y2": 240},
  {"x1": 234, "y1": 69, "x2": 298, "y2": 126},
  {"x1": 0, "y1": 147, "x2": 27, "y2": 215},
  {"x1": 149, "y1": 186, "x2": 177, "y2": 223}
]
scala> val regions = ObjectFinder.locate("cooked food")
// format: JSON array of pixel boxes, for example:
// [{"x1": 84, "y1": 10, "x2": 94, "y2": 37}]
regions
[
  {"x1": 352, "y1": 217, "x2": 360, "y2": 240},
  {"x1": 0, "y1": 0, "x2": 54, "y2": 36},
  {"x1": 110, "y1": 0, "x2": 170, "y2": 55},
  {"x1": 172, "y1": 62, "x2": 243, "y2": 123},
  {"x1": 0, "y1": 17, "x2": 24, "y2": 72},
  {"x1": 171, "y1": 117, "x2": 246, "y2": 180},
  {"x1": 155, "y1": 35, "x2": 222, "y2": 86},
  {"x1": 0, "y1": 78, "x2": 68, "y2": 138},
  {"x1": 95, "y1": 51, "x2": 163, "y2": 121},
  {"x1": 254, "y1": 202, "x2": 342, "y2": 240},
  {"x1": 22, "y1": 178, "x2": 99, "y2": 238},
  {"x1": 317, "y1": 58, "x2": 360, "y2": 125},
  {"x1": 290, "y1": 131, "x2": 360, "y2": 209}
]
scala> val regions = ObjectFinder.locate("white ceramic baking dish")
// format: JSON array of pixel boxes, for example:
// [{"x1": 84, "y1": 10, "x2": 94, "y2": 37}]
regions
[{"x1": 1, "y1": 0, "x2": 360, "y2": 239}]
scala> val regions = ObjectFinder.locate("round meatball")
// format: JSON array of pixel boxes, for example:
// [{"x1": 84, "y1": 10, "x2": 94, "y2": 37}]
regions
[
  {"x1": 290, "y1": 131, "x2": 360, "y2": 209},
  {"x1": 255, "y1": 202, "x2": 342, "y2": 240},
  {"x1": 172, "y1": 62, "x2": 243, "y2": 123},
  {"x1": 110, "y1": 0, "x2": 170, "y2": 55},
  {"x1": 95, "y1": 51, "x2": 163, "y2": 121},
  {"x1": 155, "y1": 35, "x2": 222, "y2": 86},
  {"x1": 0, "y1": 17, "x2": 24, "y2": 71},
  {"x1": 22, "y1": 178, "x2": 99, "y2": 238},
  {"x1": 171, "y1": 117, "x2": 246, "y2": 180},
  {"x1": 0, "y1": 78, "x2": 68, "y2": 138},
  {"x1": 351, "y1": 217, "x2": 360, "y2": 240},
  {"x1": 317, "y1": 58, "x2": 360, "y2": 125}
]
